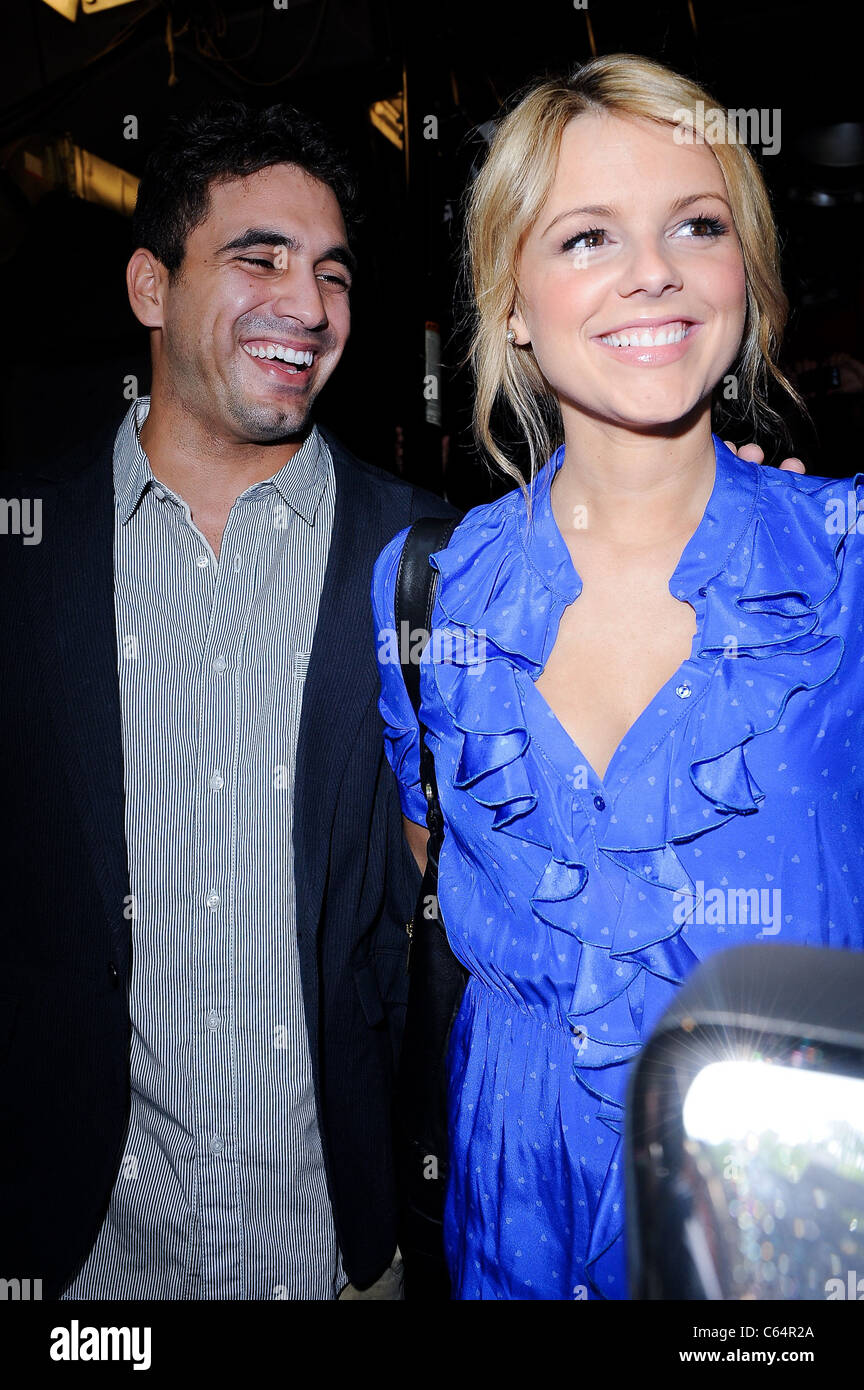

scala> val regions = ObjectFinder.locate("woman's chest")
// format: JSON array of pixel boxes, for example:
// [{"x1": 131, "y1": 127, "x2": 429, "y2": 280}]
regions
[{"x1": 533, "y1": 577, "x2": 698, "y2": 783}]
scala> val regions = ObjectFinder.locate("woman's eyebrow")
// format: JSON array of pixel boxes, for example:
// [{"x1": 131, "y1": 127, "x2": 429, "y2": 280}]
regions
[
  {"x1": 543, "y1": 204, "x2": 614, "y2": 235},
  {"x1": 668, "y1": 191, "x2": 732, "y2": 214},
  {"x1": 542, "y1": 190, "x2": 731, "y2": 237}
]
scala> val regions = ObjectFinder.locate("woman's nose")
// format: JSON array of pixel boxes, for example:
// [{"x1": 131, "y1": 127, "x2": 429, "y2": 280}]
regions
[{"x1": 615, "y1": 239, "x2": 684, "y2": 299}]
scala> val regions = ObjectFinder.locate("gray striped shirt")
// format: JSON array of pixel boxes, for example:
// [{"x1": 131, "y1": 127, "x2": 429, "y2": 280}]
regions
[{"x1": 61, "y1": 396, "x2": 345, "y2": 1300}]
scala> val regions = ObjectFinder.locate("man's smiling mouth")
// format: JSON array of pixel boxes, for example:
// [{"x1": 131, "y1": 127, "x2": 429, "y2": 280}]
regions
[{"x1": 242, "y1": 340, "x2": 316, "y2": 375}]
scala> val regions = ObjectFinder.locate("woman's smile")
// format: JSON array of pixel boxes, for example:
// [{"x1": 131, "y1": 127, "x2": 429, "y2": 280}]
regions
[{"x1": 591, "y1": 316, "x2": 703, "y2": 365}]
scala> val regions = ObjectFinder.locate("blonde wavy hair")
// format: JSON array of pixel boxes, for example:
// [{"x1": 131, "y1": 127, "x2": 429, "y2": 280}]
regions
[{"x1": 463, "y1": 52, "x2": 804, "y2": 502}]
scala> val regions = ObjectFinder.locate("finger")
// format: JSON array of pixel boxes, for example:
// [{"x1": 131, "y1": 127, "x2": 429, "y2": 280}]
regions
[
  {"x1": 735, "y1": 443, "x2": 765, "y2": 464},
  {"x1": 778, "y1": 457, "x2": 806, "y2": 473},
  {"x1": 723, "y1": 439, "x2": 739, "y2": 455}
]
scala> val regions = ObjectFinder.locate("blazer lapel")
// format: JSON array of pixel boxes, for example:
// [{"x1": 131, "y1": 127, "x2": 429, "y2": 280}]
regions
[
  {"x1": 25, "y1": 427, "x2": 131, "y2": 973},
  {"x1": 294, "y1": 436, "x2": 385, "y2": 991}
]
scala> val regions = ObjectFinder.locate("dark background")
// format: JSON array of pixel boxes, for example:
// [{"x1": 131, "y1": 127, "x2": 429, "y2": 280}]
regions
[{"x1": 1, "y1": 0, "x2": 862, "y2": 505}]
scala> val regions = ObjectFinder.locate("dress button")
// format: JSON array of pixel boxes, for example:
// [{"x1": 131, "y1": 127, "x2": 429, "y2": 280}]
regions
[
  {"x1": 697, "y1": 586, "x2": 707, "y2": 597},
  {"x1": 675, "y1": 682, "x2": 692, "y2": 699},
  {"x1": 593, "y1": 794, "x2": 606, "y2": 812}
]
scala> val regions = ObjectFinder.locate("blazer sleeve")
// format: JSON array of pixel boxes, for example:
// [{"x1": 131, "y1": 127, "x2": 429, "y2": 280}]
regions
[{"x1": 371, "y1": 525, "x2": 428, "y2": 827}]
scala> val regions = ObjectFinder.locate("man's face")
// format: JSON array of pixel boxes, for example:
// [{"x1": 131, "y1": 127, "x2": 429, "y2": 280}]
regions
[{"x1": 146, "y1": 162, "x2": 353, "y2": 441}]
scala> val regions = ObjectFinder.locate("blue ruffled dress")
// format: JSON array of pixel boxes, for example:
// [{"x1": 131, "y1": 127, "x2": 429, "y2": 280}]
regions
[{"x1": 371, "y1": 437, "x2": 864, "y2": 1300}]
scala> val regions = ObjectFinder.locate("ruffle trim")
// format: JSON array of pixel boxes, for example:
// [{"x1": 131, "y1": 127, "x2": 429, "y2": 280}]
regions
[{"x1": 424, "y1": 448, "x2": 864, "y2": 1284}]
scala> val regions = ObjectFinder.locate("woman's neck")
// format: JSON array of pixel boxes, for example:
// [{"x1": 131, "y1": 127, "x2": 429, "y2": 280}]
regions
[{"x1": 550, "y1": 412, "x2": 717, "y2": 553}]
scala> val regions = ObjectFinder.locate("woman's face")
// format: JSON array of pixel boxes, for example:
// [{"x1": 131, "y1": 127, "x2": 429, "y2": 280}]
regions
[{"x1": 509, "y1": 112, "x2": 748, "y2": 434}]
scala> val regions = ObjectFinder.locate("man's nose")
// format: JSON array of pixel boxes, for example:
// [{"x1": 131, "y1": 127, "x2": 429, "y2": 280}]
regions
[{"x1": 271, "y1": 268, "x2": 329, "y2": 330}]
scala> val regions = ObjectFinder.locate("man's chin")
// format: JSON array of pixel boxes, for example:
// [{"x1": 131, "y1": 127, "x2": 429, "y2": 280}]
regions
[{"x1": 227, "y1": 396, "x2": 315, "y2": 444}]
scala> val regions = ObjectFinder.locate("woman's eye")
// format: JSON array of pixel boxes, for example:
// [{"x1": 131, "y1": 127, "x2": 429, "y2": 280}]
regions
[
  {"x1": 561, "y1": 228, "x2": 606, "y2": 253},
  {"x1": 676, "y1": 215, "x2": 728, "y2": 239},
  {"x1": 559, "y1": 216, "x2": 728, "y2": 255}
]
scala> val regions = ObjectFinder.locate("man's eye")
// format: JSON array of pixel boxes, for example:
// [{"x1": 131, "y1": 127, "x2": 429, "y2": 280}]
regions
[
  {"x1": 317, "y1": 273, "x2": 350, "y2": 290},
  {"x1": 235, "y1": 258, "x2": 349, "y2": 289}
]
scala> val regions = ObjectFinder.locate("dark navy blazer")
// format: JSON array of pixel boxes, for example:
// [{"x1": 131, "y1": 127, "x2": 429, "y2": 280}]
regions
[{"x1": 0, "y1": 416, "x2": 459, "y2": 1298}]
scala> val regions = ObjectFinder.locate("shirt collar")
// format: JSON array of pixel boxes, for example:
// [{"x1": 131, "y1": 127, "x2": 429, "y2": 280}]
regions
[
  {"x1": 520, "y1": 434, "x2": 761, "y2": 605},
  {"x1": 113, "y1": 395, "x2": 330, "y2": 526}
]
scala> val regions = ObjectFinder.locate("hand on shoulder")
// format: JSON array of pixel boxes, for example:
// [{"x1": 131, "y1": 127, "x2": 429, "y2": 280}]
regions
[{"x1": 724, "y1": 440, "x2": 805, "y2": 473}]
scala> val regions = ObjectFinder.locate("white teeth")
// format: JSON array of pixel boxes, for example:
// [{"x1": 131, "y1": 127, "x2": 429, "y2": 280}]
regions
[
  {"x1": 598, "y1": 322, "x2": 692, "y2": 349},
  {"x1": 242, "y1": 343, "x2": 315, "y2": 366}
]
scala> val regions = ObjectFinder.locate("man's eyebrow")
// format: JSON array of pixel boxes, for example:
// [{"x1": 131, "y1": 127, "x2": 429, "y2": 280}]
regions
[
  {"x1": 215, "y1": 227, "x2": 357, "y2": 277},
  {"x1": 215, "y1": 228, "x2": 299, "y2": 254},
  {"x1": 542, "y1": 191, "x2": 731, "y2": 236},
  {"x1": 319, "y1": 243, "x2": 358, "y2": 279}
]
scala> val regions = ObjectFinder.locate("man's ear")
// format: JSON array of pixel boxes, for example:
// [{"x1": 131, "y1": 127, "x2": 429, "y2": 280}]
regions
[{"x1": 126, "y1": 248, "x2": 169, "y2": 330}]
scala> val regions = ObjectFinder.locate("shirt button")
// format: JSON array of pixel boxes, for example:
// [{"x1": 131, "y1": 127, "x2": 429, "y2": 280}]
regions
[
  {"x1": 233, "y1": 555, "x2": 243, "y2": 572},
  {"x1": 212, "y1": 655, "x2": 227, "y2": 674},
  {"x1": 107, "y1": 961, "x2": 120, "y2": 987},
  {"x1": 206, "y1": 1010, "x2": 220, "y2": 1030},
  {"x1": 196, "y1": 554, "x2": 210, "y2": 569},
  {"x1": 209, "y1": 1135, "x2": 225, "y2": 1154},
  {"x1": 209, "y1": 771, "x2": 224, "y2": 791},
  {"x1": 593, "y1": 794, "x2": 606, "y2": 812},
  {"x1": 205, "y1": 890, "x2": 221, "y2": 911},
  {"x1": 675, "y1": 682, "x2": 692, "y2": 699}
]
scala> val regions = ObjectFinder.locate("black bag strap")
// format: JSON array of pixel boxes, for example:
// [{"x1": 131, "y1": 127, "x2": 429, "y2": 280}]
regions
[
  {"x1": 394, "y1": 517, "x2": 459, "y2": 715},
  {"x1": 393, "y1": 516, "x2": 467, "y2": 1304},
  {"x1": 394, "y1": 516, "x2": 460, "y2": 857}
]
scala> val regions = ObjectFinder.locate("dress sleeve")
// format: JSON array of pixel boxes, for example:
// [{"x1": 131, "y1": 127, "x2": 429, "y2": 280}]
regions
[{"x1": 371, "y1": 526, "x2": 429, "y2": 826}]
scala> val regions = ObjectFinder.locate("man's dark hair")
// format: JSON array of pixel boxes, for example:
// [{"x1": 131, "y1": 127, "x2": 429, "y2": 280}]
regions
[{"x1": 131, "y1": 100, "x2": 360, "y2": 279}]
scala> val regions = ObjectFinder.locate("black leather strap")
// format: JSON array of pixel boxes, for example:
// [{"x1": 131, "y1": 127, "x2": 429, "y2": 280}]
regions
[
  {"x1": 395, "y1": 516, "x2": 460, "y2": 867},
  {"x1": 394, "y1": 516, "x2": 459, "y2": 717},
  {"x1": 393, "y1": 515, "x2": 467, "y2": 1300}
]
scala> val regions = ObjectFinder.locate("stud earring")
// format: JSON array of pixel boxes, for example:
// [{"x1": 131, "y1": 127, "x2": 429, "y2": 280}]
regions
[{"x1": 506, "y1": 329, "x2": 516, "y2": 343}]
